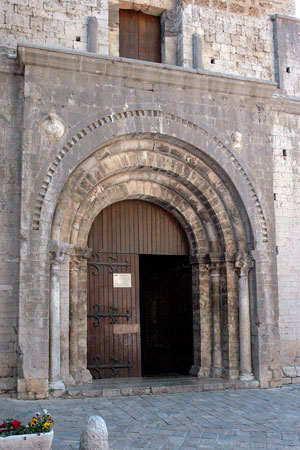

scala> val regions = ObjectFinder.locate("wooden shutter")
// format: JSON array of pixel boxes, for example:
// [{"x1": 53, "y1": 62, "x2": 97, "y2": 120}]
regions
[{"x1": 119, "y1": 10, "x2": 161, "y2": 63}]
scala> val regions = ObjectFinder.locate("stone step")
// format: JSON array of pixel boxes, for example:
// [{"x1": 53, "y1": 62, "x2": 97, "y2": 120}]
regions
[{"x1": 50, "y1": 377, "x2": 259, "y2": 399}]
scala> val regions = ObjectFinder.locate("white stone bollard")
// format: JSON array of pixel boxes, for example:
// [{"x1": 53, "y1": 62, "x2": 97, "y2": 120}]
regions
[{"x1": 79, "y1": 415, "x2": 109, "y2": 450}]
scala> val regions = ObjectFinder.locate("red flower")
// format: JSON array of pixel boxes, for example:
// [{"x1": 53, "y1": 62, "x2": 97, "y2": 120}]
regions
[
  {"x1": 11, "y1": 420, "x2": 21, "y2": 430},
  {"x1": 0, "y1": 423, "x2": 6, "y2": 429}
]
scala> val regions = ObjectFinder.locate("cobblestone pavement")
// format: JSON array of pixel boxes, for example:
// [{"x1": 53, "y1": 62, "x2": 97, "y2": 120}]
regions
[{"x1": 1, "y1": 385, "x2": 300, "y2": 449}]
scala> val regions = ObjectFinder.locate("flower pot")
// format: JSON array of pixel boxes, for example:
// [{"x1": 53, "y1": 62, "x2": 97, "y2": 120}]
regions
[{"x1": 0, "y1": 430, "x2": 53, "y2": 450}]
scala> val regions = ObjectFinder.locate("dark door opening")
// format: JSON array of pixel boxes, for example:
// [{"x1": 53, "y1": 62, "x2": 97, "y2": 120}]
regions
[{"x1": 140, "y1": 255, "x2": 193, "y2": 376}]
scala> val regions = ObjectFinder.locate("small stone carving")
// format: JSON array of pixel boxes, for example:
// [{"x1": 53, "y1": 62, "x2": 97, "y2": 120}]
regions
[
  {"x1": 79, "y1": 416, "x2": 109, "y2": 450},
  {"x1": 231, "y1": 131, "x2": 242, "y2": 149},
  {"x1": 40, "y1": 113, "x2": 65, "y2": 139}
]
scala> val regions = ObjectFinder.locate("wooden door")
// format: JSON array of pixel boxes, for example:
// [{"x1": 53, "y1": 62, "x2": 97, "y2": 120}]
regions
[
  {"x1": 87, "y1": 252, "x2": 141, "y2": 378},
  {"x1": 119, "y1": 10, "x2": 161, "y2": 63},
  {"x1": 87, "y1": 200, "x2": 189, "y2": 379}
]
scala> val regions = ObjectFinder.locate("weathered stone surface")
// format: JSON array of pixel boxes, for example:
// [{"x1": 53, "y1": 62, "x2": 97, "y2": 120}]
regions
[
  {"x1": 282, "y1": 366, "x2": 297, "y2": 378},
  {"x1": 0, "y1": 0, "x2": 299, "y2": 398},
  {"x1": 79, "y1": 416, "x2": 109, "y2": 450}
]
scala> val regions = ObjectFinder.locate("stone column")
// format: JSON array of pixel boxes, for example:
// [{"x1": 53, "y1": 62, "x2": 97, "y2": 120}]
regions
[
  {"x1": 235, "y1": 252, "x2": 255, "y2": 381},
  {"x1": 190, "y1": 255, "x2": 212, "y2": 377},
  {"x1": 49, "y1": 249, "x2": 66, "y2": 390},
  {"x1": 69, "y1": 254, "x2": 81, "y2": 381},
  {"x1": 210, "y1": 258, "x2": 222, "y2": 378},
  {"x1": 69, "y1": 247, "x2": 92, "y2": 384},
  {"x1": 225, "y1": 253, "x2": 239, "y2": 380}
]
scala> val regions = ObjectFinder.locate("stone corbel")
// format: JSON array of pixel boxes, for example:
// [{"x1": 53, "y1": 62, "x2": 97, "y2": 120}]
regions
[{"x1": 235, "y1": 251, "x2": 255, "y2": 381}]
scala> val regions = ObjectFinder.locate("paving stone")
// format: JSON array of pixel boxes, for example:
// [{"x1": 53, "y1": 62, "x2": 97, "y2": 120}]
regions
[{"x1": 1, "y1": 385, "x2": 300, "y2": 448}]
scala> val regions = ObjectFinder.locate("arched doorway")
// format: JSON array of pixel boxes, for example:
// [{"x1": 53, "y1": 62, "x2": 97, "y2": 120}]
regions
[{"x1": 87, "y1": 200, "x2": 193, "y2": 379}]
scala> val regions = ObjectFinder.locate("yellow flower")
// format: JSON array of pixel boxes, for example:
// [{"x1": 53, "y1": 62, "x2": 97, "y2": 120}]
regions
[
  {"x1": 30, "y1": 417, "x2": 38, "y2": 427},
  {"x1": 43, "y1": 422, "x2": 51, "y2": 430}
]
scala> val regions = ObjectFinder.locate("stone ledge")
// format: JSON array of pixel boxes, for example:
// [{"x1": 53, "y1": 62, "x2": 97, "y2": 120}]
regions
[
  {"x1": 17, "y1": 43, "x2": 277, "y2": 99},
  {"x1": 54, "y1": 378, "x2": 260, "y2": 399},
  {"x1": 281, "y1": 366, "x2": 300, "y2": 386}
]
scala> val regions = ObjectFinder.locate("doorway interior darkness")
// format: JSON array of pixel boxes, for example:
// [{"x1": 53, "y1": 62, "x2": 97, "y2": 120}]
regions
[
  {"x1": 140, "y1": 255, "x2": 193, "y2": 376},
  {"x1": 87, "y1": 200, "x2": 193, "y2": 379}
]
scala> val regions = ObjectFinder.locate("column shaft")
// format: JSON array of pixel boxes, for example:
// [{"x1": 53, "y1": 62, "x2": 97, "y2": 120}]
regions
[
  {"x1": 49, "y1": 251, "x2": 65, "y2": 390},
  {"x1": 211, "y1": 263, "x2": 222, "y2": 377},
  {"x1": 236, "y1": 252, "x2": 254, "y2": 380}
]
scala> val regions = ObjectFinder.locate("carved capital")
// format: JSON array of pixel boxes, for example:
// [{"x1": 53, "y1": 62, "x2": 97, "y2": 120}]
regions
[
  {"x1": 235, "y1": 252, "x2": 254, "y2": 277},
  {"x1": 71, "y1": 246, "x2": 92, "y2": 260},
  {"x1": 224, "y1": 252, "x2": 236, "y2": 264},
  {"x1": 70, "y1": 247, "x2": 92, "y2": 271},
  {"x1": 50, "y1": 249, "x2": 66, "y2": 269}
]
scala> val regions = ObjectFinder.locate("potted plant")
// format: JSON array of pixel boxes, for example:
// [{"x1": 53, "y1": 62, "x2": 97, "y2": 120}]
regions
[{"x1": 0, "y1": 410, "x2": 53, "y2": 450}]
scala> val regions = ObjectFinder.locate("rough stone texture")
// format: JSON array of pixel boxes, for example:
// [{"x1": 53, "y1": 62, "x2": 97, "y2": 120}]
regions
[
  {"x1": 0, "y1": 0, "x2": 299, "y2": 398},
  {"x1": 0, "y1": 0, "x2": 108, "y2": 55},
  {"x1": 2, "y1": 386, "x2": 300, "y2": 449},
  {"x1": 183, "y1": 0, "x2": 295, "y2": 17},
  {"x1": 272, "y1": 108, "x2": 300, "y2": 368},
  {"x1": 273, "y1": 15, "x2": 300, "y2": 97},
  {"x1": 0, "y1": 53, "x2": 23, "y2": 393},
  {"x1": 79, "y1": 416, "x2": 109, "y2": 450},
  {"x1": 181, "y1": 5, "x2": 276, "y2": 78}
]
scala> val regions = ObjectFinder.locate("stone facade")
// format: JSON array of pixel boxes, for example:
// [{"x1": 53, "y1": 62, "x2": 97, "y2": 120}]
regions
[{"x1": 0, "y1": 0, "x2": 299, "y2": 398}]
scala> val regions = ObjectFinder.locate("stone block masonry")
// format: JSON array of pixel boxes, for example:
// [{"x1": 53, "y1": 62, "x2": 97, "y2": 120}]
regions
[
  {"x1": 0, "y1": 0, "x2": 299, "y2": 398},
  {"x1": 0, "y1": 0, "x2": 109, "y2": 55},
  {"x1": 0, "y1": 54, "x2": 23, "y2": 393}
]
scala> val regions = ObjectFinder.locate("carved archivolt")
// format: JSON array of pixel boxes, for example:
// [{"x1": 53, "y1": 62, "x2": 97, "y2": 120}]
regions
[{"x1": 32, "y1": 109, "x2": 268, "y2": 242}]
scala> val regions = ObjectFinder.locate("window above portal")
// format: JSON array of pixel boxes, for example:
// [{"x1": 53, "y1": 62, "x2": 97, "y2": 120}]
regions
[{"x1": 119, "y1": 9, "x2": 161, "y2": 63}]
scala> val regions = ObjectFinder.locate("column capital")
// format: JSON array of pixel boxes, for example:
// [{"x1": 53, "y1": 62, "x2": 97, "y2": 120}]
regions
[
  {"x1": 50, "y1": 249, "x2": 66, "y2": 268},
  {"x1": 235, "y1": 252, "x2": 254, "y2": 277},
  {"x1": 70, "y1": 246, "x2": 92, "y2": 260},
  {"x1": 224, "y1": 252, "x2": 236, "y2": 264}
]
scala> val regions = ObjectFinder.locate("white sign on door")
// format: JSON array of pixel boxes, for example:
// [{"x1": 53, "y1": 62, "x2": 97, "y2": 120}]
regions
[{"x1": 113, "y1": 273, "x2": 132, "y2": 288}]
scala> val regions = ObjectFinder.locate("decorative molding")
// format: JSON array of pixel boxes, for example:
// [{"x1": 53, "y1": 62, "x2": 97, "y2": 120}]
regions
[
  {"x1": 17, "y1": 43, "x2": 277, "y2": 99},
  {"x1": 231, "y1": 131, "x2": 242, "y2": 149},
  {"x1": 40, "y1": 113, "x2": 65, "y2": 140},
  {"x1": 31, "y1": 109, "x2": 268, "y2": 243}
]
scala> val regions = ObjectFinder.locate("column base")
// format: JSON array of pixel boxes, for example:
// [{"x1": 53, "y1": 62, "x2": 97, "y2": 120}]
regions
[
  {"x1": 211, "y1": 367, "x2": 222, "y2": 378},
  {"x1": 49, "y1": 380, "x2": 65, "y2": 390},
  {"x1": 189, "y1": 365, "x2": 211, "y2": 377},
  {"x1": 61, "y1": 373, "x2": 76, "y2": 387},
  {"x1": 239, "y1": 373, "x2": 255, "y2": 381},
  {"x1": 71, "y1": 368, "x2": 93, "y2": 384}
]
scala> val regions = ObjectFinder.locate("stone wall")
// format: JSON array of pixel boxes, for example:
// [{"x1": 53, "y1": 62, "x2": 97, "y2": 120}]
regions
[
  {"x1": 0, "y1": 0, "x2": 298, "y2": 82},
  {"x1": 0, "y1": 0, "x2": 299, "y2": 396},
  {"x1": 0, "y1": 53, "x2": 23, "y2": 393},
  {"x1": 183, "y1": 0, "x2": 295, "y2": 18},
  {"x1": 273, "y1": 15, "x2": 300, "y2": 97},
  {"x1": 1, "y1": 0, "x2": 108, "y2": 55},
  {"x1": 181, "y1": 5, "x2": 275, "y2": 78},
  {"x1": 272, "y1": 108, "x2": 300, "y2": 375}
]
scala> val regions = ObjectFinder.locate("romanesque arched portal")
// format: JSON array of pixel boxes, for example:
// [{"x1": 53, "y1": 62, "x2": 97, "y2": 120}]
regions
[{"x1": 48, "y1": 135, "x2": 256, "y2": 389}]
